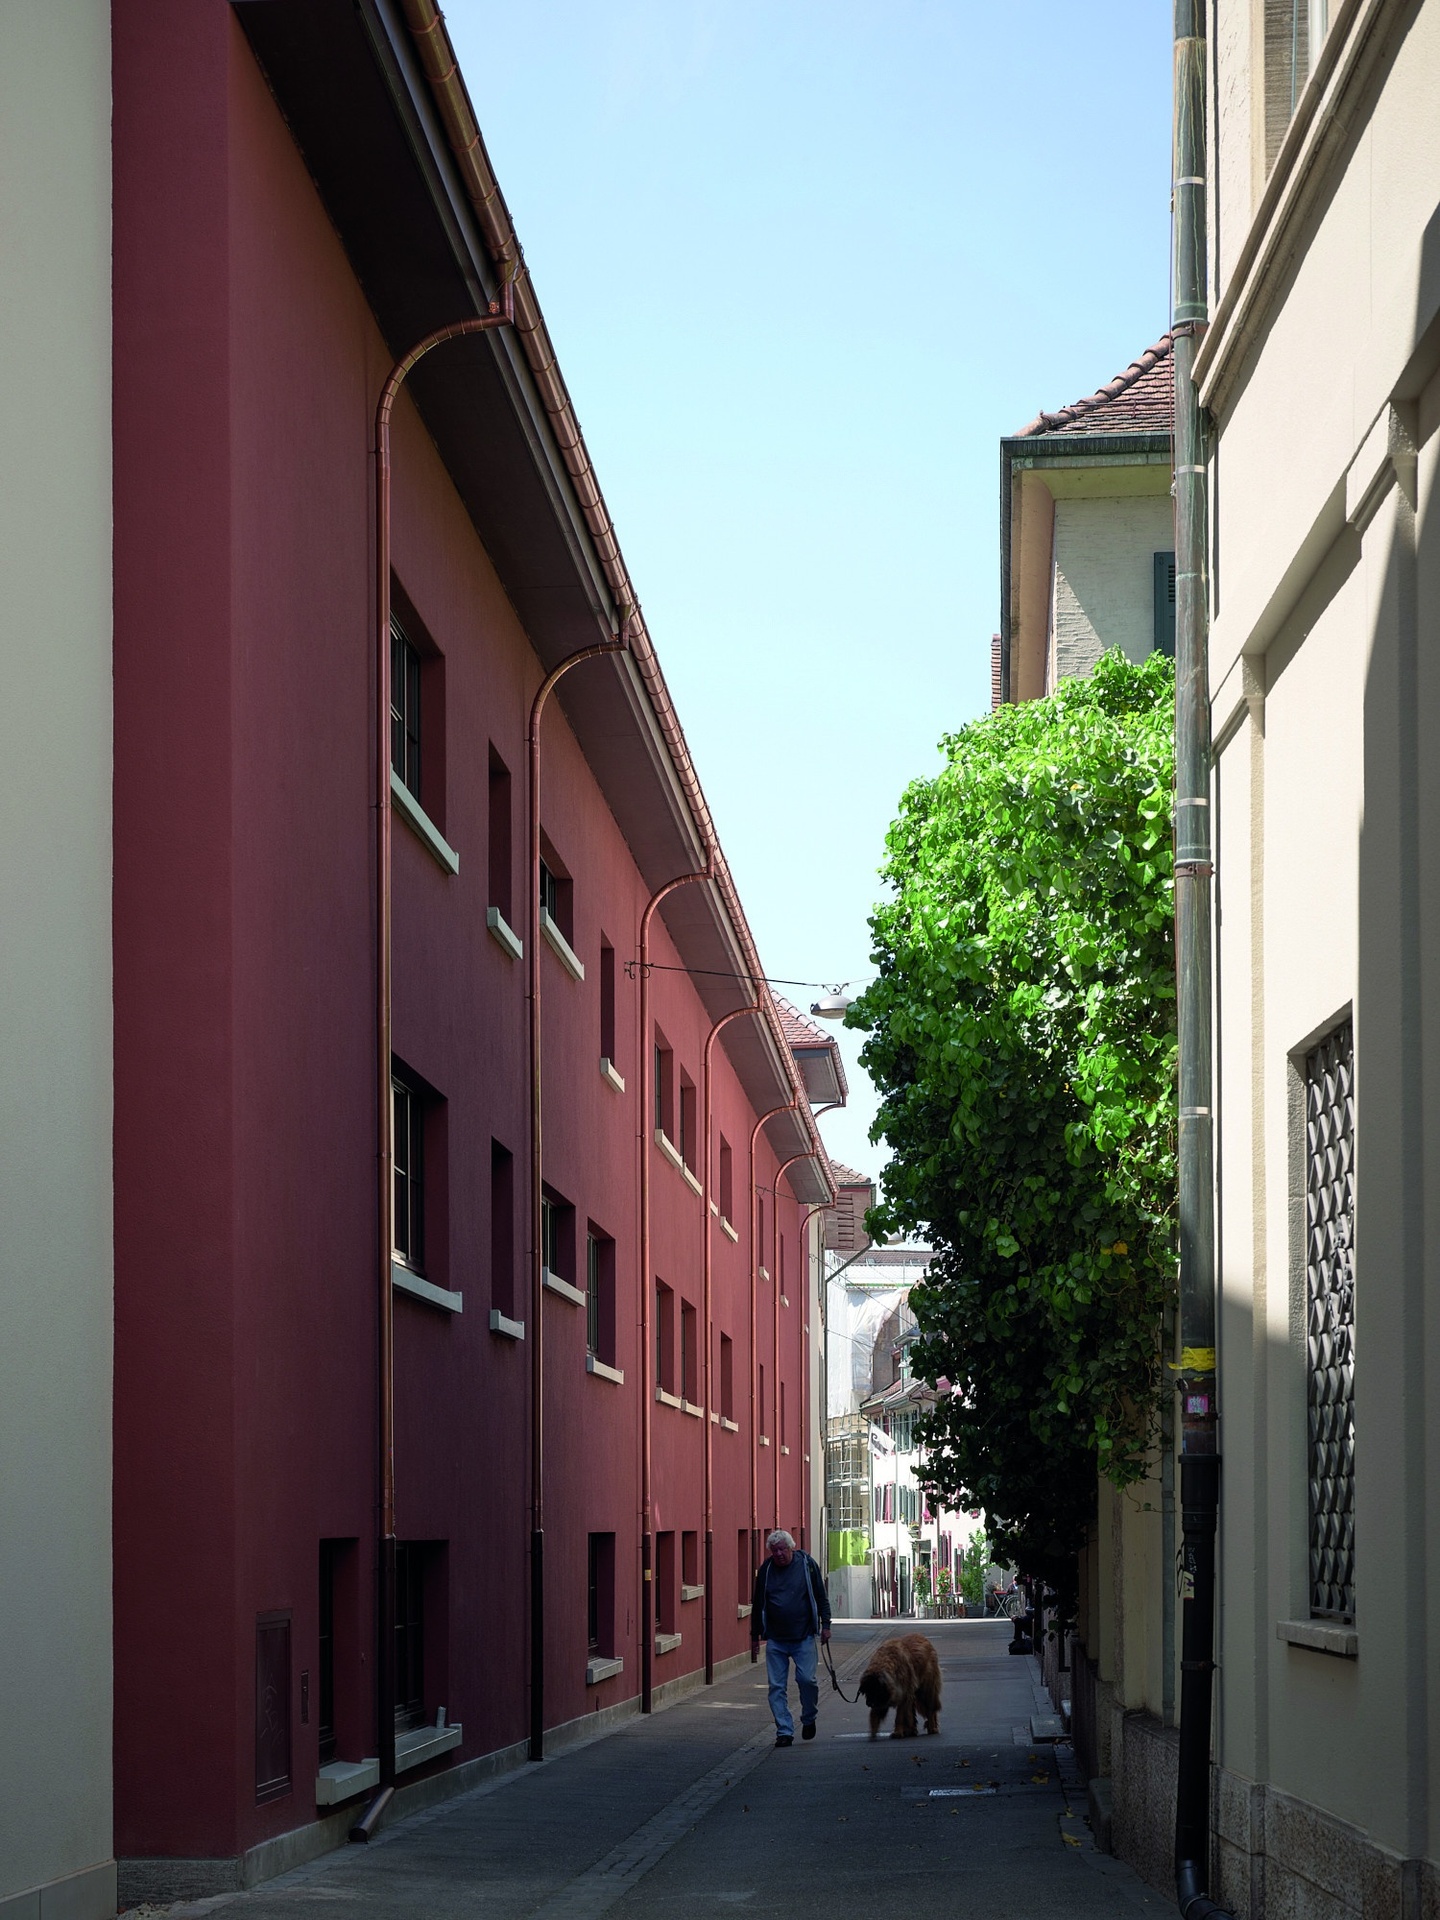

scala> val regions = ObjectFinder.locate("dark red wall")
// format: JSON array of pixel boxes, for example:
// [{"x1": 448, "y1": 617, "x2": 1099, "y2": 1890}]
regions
[{"x1": 113, "y1": 1, "x2": 811, "y2": 1869}]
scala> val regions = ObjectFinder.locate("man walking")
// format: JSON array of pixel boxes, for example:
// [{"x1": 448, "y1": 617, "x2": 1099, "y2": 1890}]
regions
[{"x1": 749, "y1": 1529, "x2": 831, "y2": 1746}]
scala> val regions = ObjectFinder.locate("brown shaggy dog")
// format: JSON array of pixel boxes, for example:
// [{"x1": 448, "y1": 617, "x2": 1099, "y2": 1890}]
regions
[{"x1": 857, "y1": 1632, "x2": 942, "y2": 1739}]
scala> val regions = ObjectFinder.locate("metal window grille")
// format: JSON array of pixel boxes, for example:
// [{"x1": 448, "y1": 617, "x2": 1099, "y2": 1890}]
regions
[
  {"x1": 1306, "y1": 1021, "x2": 1355, "y2": 1622},
  {"x1": 390, "y1": 618, "x2": 421, "y2": 799}
]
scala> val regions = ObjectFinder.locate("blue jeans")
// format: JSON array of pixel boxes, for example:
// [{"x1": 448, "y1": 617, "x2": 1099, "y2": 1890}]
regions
[{"x1": 765, "y1": 1637, "x2": 818, "y2": 1737}]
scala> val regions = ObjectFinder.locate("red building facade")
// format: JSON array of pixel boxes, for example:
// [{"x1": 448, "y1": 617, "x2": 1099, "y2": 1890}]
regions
[{"x1": 111, "y1": 2, "x2": 835, "y2": 1898}]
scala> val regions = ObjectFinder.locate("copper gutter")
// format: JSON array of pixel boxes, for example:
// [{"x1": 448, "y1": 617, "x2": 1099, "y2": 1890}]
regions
[
  {"x1": 769, "y1": 1153, "x2": 809, "y2": 1531},
  {"x1": 701, "y1": 1001, "x2": 760, "y2": 1683},
  {"x1": 399, "y1": 0, "x2": 832, "y2": 1194},
  {"x1": 527, "y1": 624, "x2": 630, "y2": 1763},
  {"x1": 637, "y1": 861, "x2": 712, "y2": 1712},
  {"x1": 352, "y1": 291, "x2": 514, "y2": 1845}
]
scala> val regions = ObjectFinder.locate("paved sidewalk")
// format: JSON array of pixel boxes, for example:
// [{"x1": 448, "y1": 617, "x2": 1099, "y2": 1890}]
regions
[{"x1": 147, "y1": 1622, "x2": 1164, "y2": 1919}]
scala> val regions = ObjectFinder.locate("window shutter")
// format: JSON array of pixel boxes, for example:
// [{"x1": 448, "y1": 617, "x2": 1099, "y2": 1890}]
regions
[{"x1": 1153, "y1": 551, "x2": 1177, "y2": 657}]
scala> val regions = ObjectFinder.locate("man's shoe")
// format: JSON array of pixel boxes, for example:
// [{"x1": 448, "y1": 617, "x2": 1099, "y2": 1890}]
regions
[
  {"x1": 802, "y1": 1722, "x2": 816, "y2": 1740},
  {"x1": 774, "y1": 1734, "x2": 793, "y2": 1747}
]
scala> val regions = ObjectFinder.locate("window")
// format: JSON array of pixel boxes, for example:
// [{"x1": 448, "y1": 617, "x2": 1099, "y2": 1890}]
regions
[
  {"x1": 255, "y1": 1612, "x2": 292, "y2": 1804},
  {"x1": 1153, "y1": 552, "x2": 1176, "y2": 658},
  {"x1": 756, "y1": 1193, "x2": 766, "y2": 1270},
  {"x1": 678, "y1": 1074, "x2": 697, "y2": 1173},
  {"x1": 587, "y1": 1533, "x2": 615, "y2": 1656},
  {"x1": 653, "y1": 1032, "x2": 674, "y2": 1140},
  {"x1": 539, "y1": 844, "x2": 574, "y2": 946},
  {"x1": 1305, "y1": 1020, "x2": 1355, "y2": 1622},
  {"x1": 488, "y1": 748, "x2": 512, "y2": 921},
  {"x1": 656, "y1": 1280, "x2": 675, "y2": 1395},
  {"x1": 655, "y1": 1531, "x2": 676, "y2": 1634},
  {"x1": 738, "y1": 1529, "x2": 753, "y2": 1606},
  {"x1": 759, "y1": 1363, "x2": 767, "y2": 1440},
  {"x1": 718, "y1": 1138, "x2": 733, "y2": 1225},
  {"x1": 392, "y1": 1071, "x2": 424, "y2": 1272},
  {"x1": 542, "y1": 1188, "x2": 575, "y2": 1289},
  {"x1": 600, "y1": 940, "x2": 617, "y2": 1067},
  {"x1": 682, "y1": 1531, "x2": 699, "y2": 1588},
  {"x1": 681, "y1": 1300, "x2": 698, "y2": 1404},
  {"x1": 780, "y1": 1380, "x2": 787, "y2": 1448},
  {"x1": 1265, "y1": 0, "x2": 1329, "y2": 169},
  {"x1": 720, "y1": 1333, "x2": 734, "y2": 1421},
  {"x1": 390, "y1": 617, "x2": 421, "y2": 800},
  {"x1": 587, "y1": 1228, "x2": 616, "y2": 1365},
  {"x1": 394, "y1": 1544, "x2": 425, "y2": 1731},
  {"x1": 491, "y1": 1141, "x2": 514, "y2": 1315},
  {"x1": 779, "y1": 1233, "x2": 786, "y2": 1295}
]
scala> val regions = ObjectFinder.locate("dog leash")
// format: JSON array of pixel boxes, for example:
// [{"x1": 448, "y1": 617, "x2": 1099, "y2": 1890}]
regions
[{"x1": 821, "y1": 1638, "x2": 861, "y2": 1703}]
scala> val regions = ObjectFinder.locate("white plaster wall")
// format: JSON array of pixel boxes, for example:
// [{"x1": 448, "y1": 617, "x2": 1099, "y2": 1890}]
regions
[
  {"x1": 1207, "y1": 1, "x2": 1440, "y2": 692},
  {"x1": 0, "y1": 2, "x2": 114, "y2": 1909},
  {"x1": 1206, "y1": 3, "x2": 1440, "y2": 1868},
  {"x1": 1050, "y1": 496, "x2": 1174, "y2": 680}
]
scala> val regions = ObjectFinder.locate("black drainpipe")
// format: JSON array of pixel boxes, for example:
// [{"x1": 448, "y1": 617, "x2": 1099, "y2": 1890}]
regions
[{"x1": 1171, "y1": 2, "x2": 1234, "y2": 1916}]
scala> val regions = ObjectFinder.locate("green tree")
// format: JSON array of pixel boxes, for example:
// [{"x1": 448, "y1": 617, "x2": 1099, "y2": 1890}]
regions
[
  {"x1": 958, "y1": 1531, "x2": 989, "y2": 1610},
  {"x1": 850, "y1": 651, "x2": 1176, "y2": 1586}
]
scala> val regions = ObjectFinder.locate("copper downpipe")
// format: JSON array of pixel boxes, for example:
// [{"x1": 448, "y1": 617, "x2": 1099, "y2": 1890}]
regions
[
  {"x1": 746, "y1": 1104, "x2": 792, "y2": 1581},
  {"x1": 637, "y1": 860, "x2": 712, "y2": 1712},
  {"x1": 353, "y1": 290, "x2": 514, "y2": 1844},
  {"x1": 701, "y1": 1001, "x2": 760, "y2": 1683},
  {"x1": 526, "y1": 623, "x2": 630, "y2": 1762},
  {"x1": 769, "y1": 1154, "x2": 808, "y2": 1533}
]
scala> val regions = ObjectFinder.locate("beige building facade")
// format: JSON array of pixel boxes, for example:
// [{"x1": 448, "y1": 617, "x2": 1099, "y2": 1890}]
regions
[
  {"x1": 0, "y1": 5, "x2": 116, "y2": 1917},
  {"x1": 1200, "y1": 0, "x2": 1440, "y2": 1912}
]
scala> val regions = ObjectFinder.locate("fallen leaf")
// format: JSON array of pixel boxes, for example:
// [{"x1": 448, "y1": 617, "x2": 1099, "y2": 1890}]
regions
[
  {"x1": 1062, "y1": 1833, "x2": 1082, "y2": 1848},
  {"x1": 1031, "y1": 1774, "x2": 1049, "y2": 1784}
]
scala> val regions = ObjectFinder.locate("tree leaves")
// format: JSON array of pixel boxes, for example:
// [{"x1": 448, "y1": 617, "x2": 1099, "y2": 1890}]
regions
[{"x1": 849, "y1": 651, "x2": 1176, "y2": 1579}]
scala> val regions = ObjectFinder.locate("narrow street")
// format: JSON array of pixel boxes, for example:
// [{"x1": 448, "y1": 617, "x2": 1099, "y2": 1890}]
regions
[{"x1": 157, "y1": 1623, "x2": 1163, "y2": 1920}]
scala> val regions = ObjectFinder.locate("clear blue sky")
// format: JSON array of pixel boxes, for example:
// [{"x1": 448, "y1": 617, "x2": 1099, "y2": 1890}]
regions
[{"x1": 446, "y1": 1, "x2": 1174, "y2": 1180}]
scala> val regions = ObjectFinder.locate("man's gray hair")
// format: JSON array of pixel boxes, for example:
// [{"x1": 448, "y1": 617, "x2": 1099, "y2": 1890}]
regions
[{"x1": 766, "y1": 1529, "x2": 796, "y2": 1551}]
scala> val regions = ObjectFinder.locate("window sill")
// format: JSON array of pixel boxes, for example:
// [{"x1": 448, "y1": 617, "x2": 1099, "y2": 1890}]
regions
[
  {"x1": 543, "y1": 1267, "x2": 586, "y2": 1307},
  {"x1": 681, "y1": 1399, "x2": 703, "y2": 1420},
  {"x1": 654, "y1": 1131, "x2": 700, "y2": 1194},
  {"x1": 654, "y1": 1632, "x2": 682, "y2": 1656},
  {"x1": 720, "y1": 1217, "x2": 738, "y2": 1243},
  {"x1": 487, "y1": 907, "x2": 522, "y2": 960},
  {"x1": 391, "y1": 769, "x2": 459, "y2": 875},
  {"x1": 393, "y1": 1263, "x2": 462, "y2": 1315},
  {"x1": 396, "y1": 1723, "x2": 463, "y2": 1772},
  {"x1": 758, "y1": 1266, "x2": 770, "y2": 1284},
  {"x1": 681, "y1": 1584, "x2": 705, "y2": 1603},
  {"x1": 600, "y1": 1056, "x2": 625, "y2": 1094},
  {"x1": 587, "y1": 1353, "x2": 625, "y2": 1385},
  {"x1": 1277, "y1": 1619, "x2": 1357, "y2": 1659},
  {"x1": 586, "y1": 1655, "x2": 624, "y2": 1686},
  {"x1": 489, "y1": 1309, "x2": 525, "y2": 1340},
  {"x1": 709, "y1": 1199, "x2": 719, "y2": 1215},
  {"x1": 758, "y1": 1435, "x2": 770, "y2": 1448},
  {"x1": 780, "y1": 1445, "x2": 791, "y2": 1456},
  {"x1": 780, "y1": 1295, "x2": 789, "y2": 1308},
  {"x1": 541, "y1": 909, "x2": 584, "y2": 981},
  {"x1": 720, "y1": 1416, "x2": 739, "y2": 1432},
  {"x1": 737, "y1": 1603, "x2": 752, "y2": 1620},
  {"x1": 315, "y1": 1724, "x2": 463, "y2": 1806},
  {"x1": 315, "y1": 1758, "x2": 378, "y2": 1806},
  {"x1": 655, "y1": 1387, "x2": 682, "y2": 1409}
]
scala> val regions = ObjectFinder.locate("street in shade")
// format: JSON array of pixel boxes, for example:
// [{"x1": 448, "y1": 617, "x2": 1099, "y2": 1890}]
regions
[{"x1": 139, "y1": 1624, "x2": 1163, "y2": 1920}]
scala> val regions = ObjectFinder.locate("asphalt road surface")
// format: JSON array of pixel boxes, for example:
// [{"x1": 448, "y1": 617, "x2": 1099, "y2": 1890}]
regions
[{"x1": 147, "y1": 1620, "x2": 1165, "y2": 1920}]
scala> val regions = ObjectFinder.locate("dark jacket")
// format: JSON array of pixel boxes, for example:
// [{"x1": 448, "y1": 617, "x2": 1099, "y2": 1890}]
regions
[{"x1": 749, "y1": 1550, "x2": 831, "y2": 1642}]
